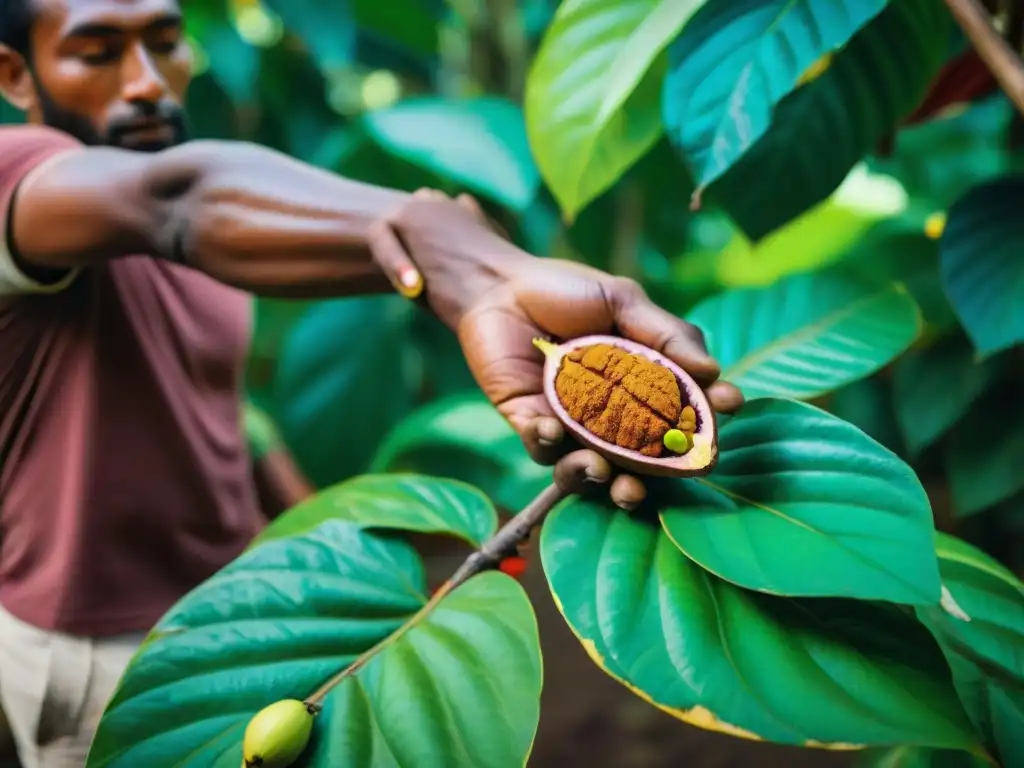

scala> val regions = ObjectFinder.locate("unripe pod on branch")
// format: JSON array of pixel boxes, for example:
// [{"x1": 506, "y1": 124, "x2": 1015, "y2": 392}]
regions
[
  {"x1": 242, "y1": 698, "x2": 316, "y2": 768},
  {"x1": 535, "y1": 335, "x2": 718, "y2": 479}
]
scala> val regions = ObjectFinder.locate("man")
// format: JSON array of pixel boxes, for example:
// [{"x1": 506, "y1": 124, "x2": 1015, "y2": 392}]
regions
[{"x1": 0, "y1": 0, "x2": 743, "y2": 764}]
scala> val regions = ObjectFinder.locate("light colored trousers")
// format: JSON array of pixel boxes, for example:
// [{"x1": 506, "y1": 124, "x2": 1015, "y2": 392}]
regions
[{"x1": 0, "y1": 604, "x2": 145, "y2": 767}]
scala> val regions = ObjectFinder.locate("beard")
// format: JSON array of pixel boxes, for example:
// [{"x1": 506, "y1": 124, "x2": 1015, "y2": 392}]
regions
[{"x1": 36, "y1": 80, "x2": 190, "y2": 152}]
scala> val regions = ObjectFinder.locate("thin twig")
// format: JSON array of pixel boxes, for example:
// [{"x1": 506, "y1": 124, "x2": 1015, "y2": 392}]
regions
[
  {"x1": 304, "y1": 482, "x2": 568, "y2": 706},
  {"x1": 946, "y1": 0, "x2": 1024, "y2": 115}
]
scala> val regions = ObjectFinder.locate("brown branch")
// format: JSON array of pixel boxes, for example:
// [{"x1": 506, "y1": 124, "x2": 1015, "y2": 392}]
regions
[
  {"x1": 304, "y1": 482, "x2": 568, "y2": 706},
  {"x1": 945, "y1": 0, "x2": 1024, "y2": 114}
]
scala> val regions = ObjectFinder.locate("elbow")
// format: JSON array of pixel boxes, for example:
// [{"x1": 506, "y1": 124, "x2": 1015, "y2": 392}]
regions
[
  {"x1": 142, "y1": 139, "x2": 265, "y2": 272},
  {"x1": 142, "y1": 140, "x2": 230, "y2": 265}
]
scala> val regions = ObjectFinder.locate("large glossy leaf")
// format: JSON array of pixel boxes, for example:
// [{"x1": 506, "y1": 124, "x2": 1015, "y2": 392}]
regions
[
  {"x1": 659, "y1": 398, "x2": 941, "y2": 605},
  {"x1": 828, "y1": 376, "x2": 906, "y2": 459},
  {"x1": 686, "y1": 269, "x2": 921, "y2": 401},
  {"x1": 870, "y1": 96, "x2": 1016, "y2": 211},
  {"x1": 524, "y1": 0, "x2": 705, "y2": 219},
  {"x1": 892, "y1": 334, "x2": 1004, "y2": 456},
  {"x1": 244, "y1": 400, "x2": 284, "y2": 461},
  {"x1": 363, "y1": 97, "x2": 540, "y2": 212},
  {"x1": 371, "y1": 394, "x2": 550, "y2": 512},
  {"x1": 255, "y1": 42, "x2": 346, "y2": 164},
  {"x1": 252, "y1": 473, "x2": 498, "y2": 548},
  {"x1": 88, "y1": 522, "x2": 541, "y2": 767},
  {"x1": 661, "y1": 0, "x2": 886, "y2": 191},
  {"x1": 856, "y1": 746, "x2": 990, "y2": 768},
  {"x1": 541, "y1": 500, "x2": 977, "y2": 749},
  {"x1": 271, "y1": 296, "x2": 419, "y2": 488},
  {"x1": 917, "y1": 534, "x2": 1024, "y2": 766},
  {"x1": 939, "y1": 175, "x2": 1024, "y2": 358},
  {"x1": 263, "y1": 0, "x2": 356, "y2": 71},
  {"x1": 835, "y1": 220, "x2": 957, "y2": 332},
  {"x1": 352, "y1": 0, "x2": 439, "y2": 58},
  {"x1": 186, "y1": 0, "x2": 260, "y2": 104},
  {"x1": 947, "y1": 395, "x2": 1024, "y2": 519},
  {"x1": 701, "y1": 0, "x2": 949, "y2": 240},
  {"x1": 246, "y1": 297, "x2": 313, "y2": 403}
]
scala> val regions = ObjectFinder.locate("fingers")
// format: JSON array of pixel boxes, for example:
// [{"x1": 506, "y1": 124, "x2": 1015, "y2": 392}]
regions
[
  {"x1": 551, "y1": 449, "x2": 648, "y2": 511},
  {"x1": 552, "y1": 449, "x2": 613, "y2": 494},
  {"x1": 521, "y1": 416, "x2": 568, "y2": 465},
  {"x1": 366, "y1": 219, "x2": 424, "y2": 299},
  {"x1": 609, "y1": 474, "x2": 647, "y2": 510},
  {"x1": 706, "y1": 380, "x2": 745, "y2": 414},
  {"x1": 612, "y1": 281, "x2": 722, "y2": 385},
  {"x1": 455, "y1": 193, "x2": 511, "y2": 240}
]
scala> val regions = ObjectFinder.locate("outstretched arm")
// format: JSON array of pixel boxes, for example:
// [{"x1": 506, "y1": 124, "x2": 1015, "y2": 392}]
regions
[
  {"x1": 5, "y1": 124, "x2": 745, "y2": 510},
  {"x1": 6, "y1": 125, "x2": 432, "y2": 300}
]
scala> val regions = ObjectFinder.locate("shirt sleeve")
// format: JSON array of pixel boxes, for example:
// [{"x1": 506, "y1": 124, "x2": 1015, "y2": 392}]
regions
[{"x1": 0, "y1": 125, "x2": 84, "y2": 297}]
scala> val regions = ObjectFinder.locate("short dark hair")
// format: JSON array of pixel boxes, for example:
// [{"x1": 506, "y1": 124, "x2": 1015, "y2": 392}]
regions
[{"x1": 0, "y1": 0, "x2": 34, "y2": 56}]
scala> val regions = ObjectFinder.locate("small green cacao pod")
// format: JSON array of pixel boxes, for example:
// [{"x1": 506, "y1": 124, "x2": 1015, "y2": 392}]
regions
[{"x1": 243, "y1": 699, "x2": 316, "y2": 768}]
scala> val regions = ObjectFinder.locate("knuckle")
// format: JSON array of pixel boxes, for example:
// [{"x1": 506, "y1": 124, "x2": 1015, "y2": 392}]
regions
[
  {"x1": 613, "y1": 276, "x2": 647, "y2": 301},
  {"x1": 684, "y1": 321, "x2": 707, "y2": 346}
]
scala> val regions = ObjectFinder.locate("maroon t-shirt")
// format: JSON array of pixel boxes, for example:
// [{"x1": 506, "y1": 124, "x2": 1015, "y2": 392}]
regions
[{"x1": 0, "y1": 125, "x2": 266, "y2": 636}]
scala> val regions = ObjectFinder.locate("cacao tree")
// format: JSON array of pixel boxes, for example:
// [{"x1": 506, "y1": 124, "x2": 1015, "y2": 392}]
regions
[{"x1": 24, "y1": 0, "x2": 1020, "y2": 765}]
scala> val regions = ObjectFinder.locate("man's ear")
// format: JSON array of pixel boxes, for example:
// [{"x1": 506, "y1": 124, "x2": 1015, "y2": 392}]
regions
[{"x1": 0, "y1": 46, "x2": 35, "y2": 112}]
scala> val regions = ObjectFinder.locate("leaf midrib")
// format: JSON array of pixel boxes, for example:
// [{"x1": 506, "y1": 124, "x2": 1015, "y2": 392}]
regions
[
  {"x1": 720, "y1": 283, "x2": 915, "y2": 383},
  {"x1": 698, "y1": 0, "x2": 799, "y2": 182}
]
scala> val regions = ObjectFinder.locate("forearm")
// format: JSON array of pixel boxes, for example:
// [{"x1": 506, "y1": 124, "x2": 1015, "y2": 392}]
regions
[{"x1": 12, "y1": 139, "x2": 411, "y2": 298}]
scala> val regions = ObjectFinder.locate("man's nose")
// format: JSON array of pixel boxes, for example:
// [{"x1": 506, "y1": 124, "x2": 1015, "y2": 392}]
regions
[{"x1": 121, "y1": 43, "x2": 167, "y2": 104}]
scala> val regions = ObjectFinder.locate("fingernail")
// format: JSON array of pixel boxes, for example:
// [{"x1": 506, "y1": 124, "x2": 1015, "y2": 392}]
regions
[
  {"x1": 538, "y1": 422, "x2": 562, "y2": 443},
  {"x1": 398, "y1": 267, "x2": 423, "y2": 298},
  {"x1": 538, "y1": 438, "x2": 557, "y2": 448},
  {"x1": 584, "y1": 472, "x2": 609, "y2": 484}
]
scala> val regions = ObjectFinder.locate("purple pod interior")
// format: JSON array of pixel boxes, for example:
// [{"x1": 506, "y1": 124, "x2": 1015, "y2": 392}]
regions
[{"x1": 541, "y1": 334, "x2": 719, "y2": 479}]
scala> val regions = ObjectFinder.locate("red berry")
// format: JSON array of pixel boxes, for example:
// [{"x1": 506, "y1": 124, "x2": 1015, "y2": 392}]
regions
[{"x1": 498, "y1": 556, "x2": 528, "y2": 580}]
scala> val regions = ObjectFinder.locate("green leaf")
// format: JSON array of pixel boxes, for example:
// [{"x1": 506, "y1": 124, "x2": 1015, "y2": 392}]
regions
[
  {"x1": 182, "y1": 72, "x2": 238, "y2": 141},
  {"x1": 947, "y1": 396, "x2": 1024, "y2": 518},
  {"x1": 363, "y1": 97, "x2": 540, "y2": 212},
  {"x1": 892, "y1": 334, "x2": 1004, "y2": 456},
  {"x1": 263, "y1": 0, "x2": 356, "y2": 71},
  {"x1": 661, "y1": 0, "x2": 886, "y2": 190},
  {"x1": 939, "y1": 175, "x2": 1024, "y2": 358},
  {"x1": 917, "y1": 534, "x2": 1024, "y2": 766},
  {"x1": 659, "y1": 398, "x2": 941, "y2": 605},
  {"x1": 406, "y1": 312, "x2": 478, "y2": 400},
  {"x1": 246, "y1": 297, "x2": 313, "y2": 401},
  {"x1": 255, "y1": 42, "x2": 346, "y2": 164},
  {"x1": 244, "y1": 400, "x2": 284, "y2": 461},
  {"x1": 702, "y1": 0, "x2": 949, "y2": 240},
  {"x1": 541, "y1": 500, "x2": 976, "y2": 749},
  {"x1": 270, "y1": 296, "x2": 419, "y2": 487},
  {"x1": 252, "y1": 473, "x2": 498, "y2": 548},
  {"x1": 686, "y1": 269, "x2": 921, "y2": 401},
  {"x1": 828, "y1": 376, "x2": 906, "y2": 458},
  {"x1": 352, "y1": 0, "x2": 439, "y2": 58},
  {"x1": 524, "y1": 0, "x2": 705, "y2": 219},
  {"x1": 835, "y1": 221, "x2": 957, "y2": 332},
  {"x1": 371, "y1": 394, "x2": 550, "y2": 512},
  {"x1": 856, "y1": 746, "x2": 990, "y2": 768},
  {"x1": 88, "y1": 522, "x2": 541, "y2": 767},
  {"x1": 870, "y1": 96, "x2": 1017, "y2": 211},
  {"x1": 187, "y1": 0, "x2": 260, "y2": 104}
]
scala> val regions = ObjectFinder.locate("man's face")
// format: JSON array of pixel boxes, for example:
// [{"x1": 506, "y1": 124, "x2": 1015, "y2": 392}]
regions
[{"x1": 1, "y1": 0, "x2": 192, "y2": 151}]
